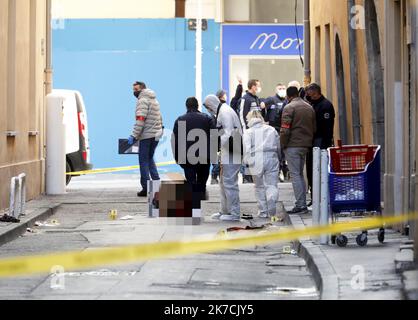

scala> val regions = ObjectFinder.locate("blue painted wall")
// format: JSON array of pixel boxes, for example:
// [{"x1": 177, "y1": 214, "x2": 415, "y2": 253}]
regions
[{"x1": 53, "y1": 19, "x2": 221, "y2": 172}]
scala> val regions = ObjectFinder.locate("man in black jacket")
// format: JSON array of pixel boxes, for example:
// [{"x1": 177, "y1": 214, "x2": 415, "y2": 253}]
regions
[
  {"x1": 239, "y1": 79, "x2": 262, "y2": 130},
  {"x1": 261, "y1": 83, "x2": 287, "y2": 133},
  {"x1": 261, "y1": 83, "x2": 289, "y2": 182},
  {"x1": 305, "y1": 83, "x2": 336, "y2": 203},
  {"x1": 172, "y1": 97, "x2": 217, "y2": 199}
]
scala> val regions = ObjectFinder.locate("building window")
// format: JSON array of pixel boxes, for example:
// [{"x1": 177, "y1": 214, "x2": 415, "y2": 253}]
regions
[{"x1": 224, "y1": 0, "x2": 304, "y2": 23}]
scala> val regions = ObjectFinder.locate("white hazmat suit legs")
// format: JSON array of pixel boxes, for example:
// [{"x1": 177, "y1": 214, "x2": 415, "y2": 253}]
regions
[
  {"x1": 243, "y1": 118, "x2": 281, "y2": 218},
  {"x1": 220, "y1": 164, "x2": 241, "y2": 217},
  {"x1": 252, "y1": 155, "x2": 279, "y2": 217}
]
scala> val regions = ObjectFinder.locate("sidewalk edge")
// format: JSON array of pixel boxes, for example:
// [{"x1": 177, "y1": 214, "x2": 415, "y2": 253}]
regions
[
  {"x1": 0, "y1": 205, "x2": 60, "y2": 247},
  {"x1": 283, "y1": 213, "x2": 340, "y2": 300}
]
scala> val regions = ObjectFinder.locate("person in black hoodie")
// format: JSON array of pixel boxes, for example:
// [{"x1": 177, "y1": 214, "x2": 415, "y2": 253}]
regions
[
  {"x1": 172, "y1": 97, "x2": 217, "y2": 199},
  {"x1": 305, "y1": 83, "x2": 336, "y2": 204}
]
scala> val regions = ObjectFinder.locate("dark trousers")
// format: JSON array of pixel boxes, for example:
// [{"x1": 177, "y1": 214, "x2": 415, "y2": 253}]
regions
[
  {"x1": 183, "y1": 164, "x2": 211, "y2": 198},
  {"x1": 139, "y1": 138, "x2": 160, "y2": 191},
  {"x1": 306, "y1": 149, "x2": 313, "y2": 192},
  {"x1": 212, "y1": 164, "x2": 220, "y2": 177}
]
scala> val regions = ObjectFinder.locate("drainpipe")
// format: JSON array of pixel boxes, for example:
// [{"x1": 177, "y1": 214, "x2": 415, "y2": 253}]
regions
[
  {"x1": 348, "y1": 0, "x2": 361, "y2": 144},
  {"x1": 304, "y1": 0, "x2": 311, "y2": 86},
  {"x1": 45, "y1": 0, "x2": 52, "y2": 94}
]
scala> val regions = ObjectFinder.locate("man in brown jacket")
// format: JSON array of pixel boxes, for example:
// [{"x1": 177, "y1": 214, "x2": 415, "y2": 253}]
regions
[{"x1": 280, "y1": 86, "x2": 316, "y2": 214}]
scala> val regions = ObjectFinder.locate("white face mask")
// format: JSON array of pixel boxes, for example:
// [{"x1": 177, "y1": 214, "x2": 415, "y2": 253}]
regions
[
  {"x1": 257, "y1": 87, "x2": 262, "y2": 94},
  {"x1": 277, "y1": 89, "x2": 287, "y2": 98}
]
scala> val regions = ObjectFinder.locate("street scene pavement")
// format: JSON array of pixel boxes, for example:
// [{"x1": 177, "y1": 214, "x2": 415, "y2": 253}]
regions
[
  {"x1": 0, "y1": 173, "x2": 414, "y2": 300},
  {"x1": 0, "y1": 174, "x2": 319, "y2": 300}
]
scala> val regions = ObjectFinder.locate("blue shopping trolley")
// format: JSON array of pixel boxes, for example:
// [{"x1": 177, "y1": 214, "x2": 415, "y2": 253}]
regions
[{"x1": 328, "y1": 142, "x2": 384, "y2": 247}]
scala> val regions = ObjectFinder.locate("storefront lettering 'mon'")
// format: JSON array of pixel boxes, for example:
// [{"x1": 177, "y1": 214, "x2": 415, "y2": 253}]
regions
[{"x1": 250, "y1": 33, "x2": 304, "y2": 51}]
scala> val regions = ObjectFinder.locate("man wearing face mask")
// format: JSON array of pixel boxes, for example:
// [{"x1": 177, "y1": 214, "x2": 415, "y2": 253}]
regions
[
  {"x1": 128, "y1": 81, "x2": 164, "y2": 197},
  {"x1": 305, "y1": 83, "x2": 335, "y2": 204},
  {"x1": 260, "y1": 83, "x2": 288, "y2": 133},
  {"x1": 239, "y1": 79, "x2": 262, "y2": 131},
  {"x1": 280, "y1": 86, "x2": 316, "y2": 214},
  {"x1": 260, "y1": 83, "x2": 289, "y2": 182}
]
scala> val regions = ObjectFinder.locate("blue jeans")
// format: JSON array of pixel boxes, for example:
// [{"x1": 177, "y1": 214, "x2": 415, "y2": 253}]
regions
[
  {"x1": 212, "y1": 164, "x2": 220, "y2": 177},
  {"x1": 139, "y1": 138, "x2": 160, "y2": 191}
]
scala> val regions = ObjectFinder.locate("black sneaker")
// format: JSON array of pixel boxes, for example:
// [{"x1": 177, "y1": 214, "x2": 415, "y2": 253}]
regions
[
  {"x1": 242, "y1": 214, "x2": 254, "y2": 220},
  {"x1": 137, "y1": 190, "x2": 147, "y2": 197},
  {"x1": 286, "y1": 207, "x2": 308, "y2": 214},
  {"x1": 0, "y1": 215, "x2": 20, "y2": 223},
  {"x1": 243, "y1": 176, "x2": 253, "y2": 184}
]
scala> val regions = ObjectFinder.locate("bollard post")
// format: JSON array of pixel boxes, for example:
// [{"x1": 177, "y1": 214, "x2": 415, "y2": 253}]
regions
[
  {"x1": 46, "y1": 93, "x2": 66, "y2": 195},
  {"x1": 148, "y1": 180, "x2": 161, "y2": 218},
  {"x1": 312, "y1": 148, "x2": 321, "y2": 226},
  {"x1": 320, "y1": 150, "x2": 330, "y2": 245},
  {"x1": 9, "y1": 177, "x2": 19, "y2": 218},
  {"x1": 312, "y1": 147, "x2": 321, "y2": 244},
  {"x1": 18, "y1": 174, "x2": 27, "y2": 217}
]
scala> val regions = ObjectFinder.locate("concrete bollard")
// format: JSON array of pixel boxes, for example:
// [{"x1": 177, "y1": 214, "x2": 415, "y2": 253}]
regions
[
  {"x1": 320, "y1": 150, "x2": 330, "y2": 245},
  {"x1": 9, "y1": 177, "x2": 18, "y2": 218},
  {"x1": 8, "y1": 174, "x2": 27, "y2": 219},
  {"x1": 17, "y1": 173, "x2": 27, "y2": 216},
  {"x1": 312, "y1": 148, "x2": 321, "y2": 226}
]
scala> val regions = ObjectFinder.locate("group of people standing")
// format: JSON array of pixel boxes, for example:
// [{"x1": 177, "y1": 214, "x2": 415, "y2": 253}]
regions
[{"x1": 128, "y1": 78, "x2": 335, "y2": 222}]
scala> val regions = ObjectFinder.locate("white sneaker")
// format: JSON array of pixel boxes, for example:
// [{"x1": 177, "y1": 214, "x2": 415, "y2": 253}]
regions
[
  {"x1": 211, "y1": 213, "x2": 223, "y2": 220},
  {"x1": 219, "y1": 214, "x2": 241, "y2": 222}
]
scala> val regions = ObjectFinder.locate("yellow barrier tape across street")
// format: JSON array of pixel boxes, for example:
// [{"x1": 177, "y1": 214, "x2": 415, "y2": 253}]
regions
[
  {"x1": 66, "y1": 161, "x2": 177, "y2": 176},
  {"x1": 0, "y1": 213, "x2": 417, "y2": 278}
]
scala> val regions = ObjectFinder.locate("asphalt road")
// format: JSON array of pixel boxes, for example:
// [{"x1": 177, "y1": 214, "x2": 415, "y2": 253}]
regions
[{"x1": 0, "y1": 174, "x2": 318, "y2": 300}]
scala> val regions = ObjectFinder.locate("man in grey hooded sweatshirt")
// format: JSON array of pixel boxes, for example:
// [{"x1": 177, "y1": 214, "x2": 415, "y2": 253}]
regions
[
  {"x1": 128, "y1": 81, "x2": 163, "y2": 197},
  {"x1": 203, "y1": 95, "x2": 242, "y2": 222}
]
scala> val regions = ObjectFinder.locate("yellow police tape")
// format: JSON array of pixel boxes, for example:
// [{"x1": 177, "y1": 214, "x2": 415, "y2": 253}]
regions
[
  {"x1": 0, "y1": 213, "x2": 416, "y2": 278},
  {"x1": 66, "y1": 161, "x2": 177, "y2": 176}
]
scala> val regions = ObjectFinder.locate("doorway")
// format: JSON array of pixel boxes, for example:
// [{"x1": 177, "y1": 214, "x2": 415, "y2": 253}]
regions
[{"x1": 335, "y1": 34, "x2": 349, "y2": 144}]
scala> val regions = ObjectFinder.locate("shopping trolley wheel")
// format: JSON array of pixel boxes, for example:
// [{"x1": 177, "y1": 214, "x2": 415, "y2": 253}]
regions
[
  {"x1": 378, "y1": 228, "x2": 385, "y2": 244},
  {"x1": 336, "y1": 235, "x2": 348, "y2": 247},
  {"x1": 356, "y1": 233, "x2": 368, "y2": 247},
  {"x1": 331, "y1": 235, "x2": 337, "y2": 245}
]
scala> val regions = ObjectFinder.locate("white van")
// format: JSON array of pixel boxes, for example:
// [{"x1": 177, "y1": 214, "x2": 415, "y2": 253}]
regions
[{"x1": 53, "y1": 90, "x2": 93, "y2": 185}]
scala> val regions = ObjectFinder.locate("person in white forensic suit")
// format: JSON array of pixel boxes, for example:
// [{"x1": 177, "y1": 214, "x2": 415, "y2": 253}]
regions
[
  {"x1": 243, "y1": 110, "x2": 281, "y2": 218},
  {"x1": 203, "y1": 95, "x2": 243, "y2": 222}
]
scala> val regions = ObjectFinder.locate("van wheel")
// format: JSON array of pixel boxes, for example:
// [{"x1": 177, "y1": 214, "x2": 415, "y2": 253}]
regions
[{"x1": 66, "y1": 160, "x2": 72, "y2": 186}]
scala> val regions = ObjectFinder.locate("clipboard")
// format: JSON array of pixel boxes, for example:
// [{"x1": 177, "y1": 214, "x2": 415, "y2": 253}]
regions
[{"x1": 118, "y1": 139, "x2": 140, "y2": 155}]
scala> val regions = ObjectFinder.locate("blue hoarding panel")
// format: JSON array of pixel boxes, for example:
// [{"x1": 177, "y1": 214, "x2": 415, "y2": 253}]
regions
[{"x1": 53, "y1": 19, "x2": 220, "y2": 173}]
